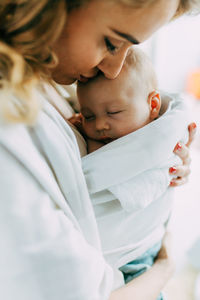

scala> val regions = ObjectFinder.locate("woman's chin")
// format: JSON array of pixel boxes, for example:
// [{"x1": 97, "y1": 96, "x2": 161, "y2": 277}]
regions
[{"x1": 52, "y1": 73, "x2": 77, "y2": 85}]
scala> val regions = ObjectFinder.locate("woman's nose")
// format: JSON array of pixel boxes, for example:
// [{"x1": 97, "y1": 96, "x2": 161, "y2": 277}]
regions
[
  {"x1": 96, "y1": 118, "x2": 110, "y2": 131},
  {"x1": 97, "y1": 48, "x2": 128, "y2": 79}
]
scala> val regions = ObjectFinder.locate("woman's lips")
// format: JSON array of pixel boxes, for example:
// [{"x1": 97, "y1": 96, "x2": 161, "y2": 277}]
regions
[{"x1": 78, "y1": 75, "x2": 89, "y2": 83}]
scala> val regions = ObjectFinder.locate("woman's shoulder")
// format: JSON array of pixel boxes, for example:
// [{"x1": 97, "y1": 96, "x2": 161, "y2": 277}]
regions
[
  {"x1": 0, "y1": 99, "x2": 80, "y2": 182},
  {"x1": 0, "y1": 121, "x2": 45, "y2": 187}
]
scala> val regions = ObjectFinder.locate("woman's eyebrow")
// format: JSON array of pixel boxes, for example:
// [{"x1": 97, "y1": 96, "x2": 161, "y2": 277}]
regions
[{"x1": 112, "y1": 29, "x2": 140, "y2": 45}]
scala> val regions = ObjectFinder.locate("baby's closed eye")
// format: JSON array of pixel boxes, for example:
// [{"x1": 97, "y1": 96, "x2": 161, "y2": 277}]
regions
[
  {"x1": 84, "y1": 115, "x2": 95, "y2": 121},
  {"x1": 107, "y1": 110, "x2": 123, "y2": 115}
]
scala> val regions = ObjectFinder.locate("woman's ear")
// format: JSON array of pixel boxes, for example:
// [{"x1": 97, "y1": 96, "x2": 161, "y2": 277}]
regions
[{"x1": 148, "y1": 90, "x2": 161, "y2": 120}]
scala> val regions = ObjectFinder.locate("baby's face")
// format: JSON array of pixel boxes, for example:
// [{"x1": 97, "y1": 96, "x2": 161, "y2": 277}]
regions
[{"x1": 77, "y1": 68, "x2": 151, "y2": 143}]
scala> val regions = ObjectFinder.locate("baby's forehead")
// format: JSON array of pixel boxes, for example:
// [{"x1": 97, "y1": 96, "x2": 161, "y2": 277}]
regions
[
  {"x1": 94, "y1": 67, "x2": 138, "y2": 89},
  {"x1": 78, "y1": 57, "x2": 146, "y2": 104}
]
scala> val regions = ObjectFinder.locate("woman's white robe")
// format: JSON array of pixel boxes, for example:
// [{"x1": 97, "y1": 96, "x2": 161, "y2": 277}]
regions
[{"x1": 0, "y1": 90, "x2": 113, "y2": 300}]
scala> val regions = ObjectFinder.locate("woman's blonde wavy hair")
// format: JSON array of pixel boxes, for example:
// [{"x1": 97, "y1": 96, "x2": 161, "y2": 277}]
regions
[
  {"x1": 0, "y1": 0, "x2": 67, "y2": 124},
  {"x1": 0, "y1": 0, "x2": 200, "y2": 124}
]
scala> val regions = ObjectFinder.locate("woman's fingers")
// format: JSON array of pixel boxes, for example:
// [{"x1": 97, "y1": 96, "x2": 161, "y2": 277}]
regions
[
  {"x1": 187, "y1": 122, "x2": 197, "y2": 147},
  {"x1": 169, "y1": 142, "x2": 192, "y2": 186},
  {"x1": 173, "y1": 142, "x2": 191, "y2": 165},
  {"x1": 170, "y1": 176, "x2": 188, "y2": 187},
  {"x1": 169, "y1": 163, "x2": 191, "y2": 187},
  {"x1": 169, "y1": 122, "x2": 196, "y2": 187},
  {"x1": 169, "y1": 164, "x2": 191, "y2": 178}
]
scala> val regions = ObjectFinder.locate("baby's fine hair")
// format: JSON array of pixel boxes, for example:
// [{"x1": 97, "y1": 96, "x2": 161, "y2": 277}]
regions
[{"x1": 124, "y1": 47, "x2": 158, "y2": 93}]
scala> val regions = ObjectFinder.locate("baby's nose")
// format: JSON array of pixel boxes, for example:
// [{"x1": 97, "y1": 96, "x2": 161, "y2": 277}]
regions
[{"x1": 96, "y1": 118, "x2": 110, "y2": 131}]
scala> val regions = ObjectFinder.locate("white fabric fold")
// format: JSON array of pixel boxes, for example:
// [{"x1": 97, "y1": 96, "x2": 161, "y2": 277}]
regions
[{"x1": 109, "y1": 166, "x2": 171, "y2": 212}]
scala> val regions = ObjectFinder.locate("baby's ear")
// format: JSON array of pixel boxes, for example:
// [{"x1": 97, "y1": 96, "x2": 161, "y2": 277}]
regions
[{"x1": 148, "y1": 90, "x2": 161, "y2": 120}]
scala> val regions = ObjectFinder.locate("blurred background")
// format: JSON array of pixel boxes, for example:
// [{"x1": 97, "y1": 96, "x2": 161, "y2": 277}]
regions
[{"x1": 140, "y1": 13, "x2": 200, "y2": 300}]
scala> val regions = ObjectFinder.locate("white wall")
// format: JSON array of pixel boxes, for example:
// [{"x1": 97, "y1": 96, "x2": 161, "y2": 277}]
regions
[{"x1": 140, "y1": 14, "x2": 200, "y2": 93}]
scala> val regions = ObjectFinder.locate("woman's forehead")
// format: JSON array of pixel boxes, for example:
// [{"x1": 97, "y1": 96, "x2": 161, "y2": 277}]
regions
[{"x1": 74, "y1": 0, "x2": 179, "y2": 42}]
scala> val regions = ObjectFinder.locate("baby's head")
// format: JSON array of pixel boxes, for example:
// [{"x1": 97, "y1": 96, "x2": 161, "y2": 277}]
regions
[{"x1": 77, "y1": 47, "x2": 160, "y2": 143}]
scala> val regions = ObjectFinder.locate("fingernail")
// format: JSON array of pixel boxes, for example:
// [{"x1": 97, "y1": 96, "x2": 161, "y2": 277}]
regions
[
  {"x1": 174, "y1": 142, "x2": 182, "y2": 152},
  {"x1": 151, "y1": 100, "x2": 157, "y2": 109},
  {"x1": 169, "y1": 167, "x2": 177, "y2": 174},
  {"x1": 189, "y1": 122, "x2": 197, "y2": 131},
  {"x1": 170, "y1": 181, "x2": 175, "y2": 186}
]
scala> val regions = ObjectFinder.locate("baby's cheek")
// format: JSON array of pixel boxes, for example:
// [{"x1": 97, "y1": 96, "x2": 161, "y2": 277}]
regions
[
  {"x1": 83, "y1": 123, "x2": 95, "y2": 136},
  {"x1": 113, "y1": 123, "x2": 129, "y2": 137},
  {"x1": 115, "y1": 120, "x2": 137, "y2": 136}
]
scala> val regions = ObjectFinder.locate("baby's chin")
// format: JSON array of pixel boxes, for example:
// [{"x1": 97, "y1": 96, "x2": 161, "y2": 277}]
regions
[
  {"x1": 98, "y1": 137, "x2": 114, "y2": 144},
  {"x1": 94, "y1": 135, "x2": 118, "y2": 144},
  {"x1": 85, "y1": 130, "x2": 119, "y2": 144}
]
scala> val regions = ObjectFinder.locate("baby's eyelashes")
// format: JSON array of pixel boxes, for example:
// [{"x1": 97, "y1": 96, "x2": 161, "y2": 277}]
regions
[
  {"x1": 83, "y1": 115, "x2": 95, "y2": 121},
  {"x1": 107, "y1": 111, "x2": 123, "y2": 115},
  {"x1": 82, "y1": 110, "x2": 124, "y2": 121}
]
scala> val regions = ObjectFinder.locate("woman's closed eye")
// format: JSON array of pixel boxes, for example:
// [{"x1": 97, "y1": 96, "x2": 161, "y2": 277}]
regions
[{"x1": 104, "y1": 37, "x2": 118, "y2": 54}]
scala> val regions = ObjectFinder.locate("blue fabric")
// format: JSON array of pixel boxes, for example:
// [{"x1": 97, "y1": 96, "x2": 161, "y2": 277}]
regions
[{"x1": 119, "y1": 242, "x2": 165, "y2": 300}]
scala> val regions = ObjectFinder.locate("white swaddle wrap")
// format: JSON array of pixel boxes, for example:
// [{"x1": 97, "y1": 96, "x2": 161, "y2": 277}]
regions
[{"x1": 82, "y1": 94, "x2": 189, "y2": 273}]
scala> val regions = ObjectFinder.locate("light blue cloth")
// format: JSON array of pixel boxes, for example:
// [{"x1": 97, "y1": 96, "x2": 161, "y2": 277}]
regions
[{"x1": 119, "y1": 242, "x2": 164, "y2": 300}]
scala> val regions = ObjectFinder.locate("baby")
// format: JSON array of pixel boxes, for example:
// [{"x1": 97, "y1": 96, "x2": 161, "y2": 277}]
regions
[
  {"x1": 73, "y1": 47, "x2": 161, "y2": 153},
  {"x1": 69, "y1": 48, "x2": 188, "y2": 298}
]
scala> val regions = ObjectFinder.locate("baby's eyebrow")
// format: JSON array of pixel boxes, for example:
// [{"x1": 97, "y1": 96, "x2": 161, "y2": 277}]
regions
[
  {"x1": 80, "y1": 107, "x2": 92, "y2": 114},
  {"x1": 108, "y1": 103, "x2": 128, "y2": 110}
]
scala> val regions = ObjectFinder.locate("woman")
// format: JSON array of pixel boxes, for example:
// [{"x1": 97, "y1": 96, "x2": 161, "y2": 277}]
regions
[{"x1": 0, "y1": 1, "x2": 198, "y2": 299}]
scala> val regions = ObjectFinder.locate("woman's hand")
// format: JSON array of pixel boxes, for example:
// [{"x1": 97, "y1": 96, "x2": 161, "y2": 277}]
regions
[
  {"x1": 110, "y1": 232, "x2": 175, "y2": 300},
  {"x1": 155, "y1": 232, "x2": 175, "y2": 277},
  {"x1": 68, "y1": 113, "x2": 87, "y2": 137},
  {"x1": 169, "y1": 122, "x2": 197, "y2": 187}
]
